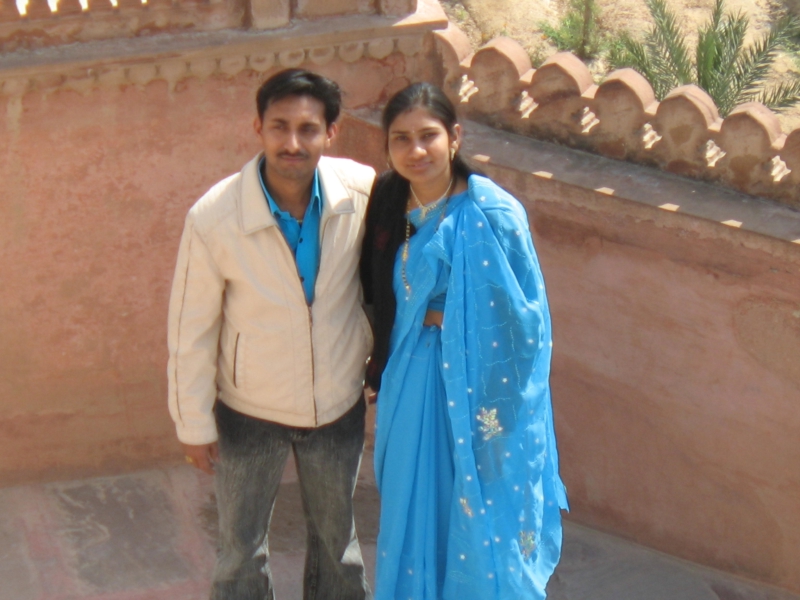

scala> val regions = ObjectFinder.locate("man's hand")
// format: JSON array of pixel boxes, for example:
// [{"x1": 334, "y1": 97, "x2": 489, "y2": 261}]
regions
[{"x1": 182, "y1": 442, "x2": 219, "y2": 475}]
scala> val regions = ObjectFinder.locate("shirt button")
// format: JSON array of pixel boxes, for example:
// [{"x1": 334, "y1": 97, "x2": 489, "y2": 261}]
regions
[
  {"x1": 300, "y1": 276, "x2": 305, "y2": 282},
  {"x1": 299, "y1": 238, "x2": 303, "y2": 243}
]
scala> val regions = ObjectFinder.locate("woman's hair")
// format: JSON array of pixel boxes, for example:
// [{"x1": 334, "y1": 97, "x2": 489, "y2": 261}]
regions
[{"x1": 360, "y1": 82, "x2": 478, "y2": 390}]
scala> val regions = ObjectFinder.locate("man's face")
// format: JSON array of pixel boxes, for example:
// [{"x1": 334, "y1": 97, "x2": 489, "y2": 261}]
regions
[{"x1": 254, "y1": 95, "x2": 337, "y2": 185}]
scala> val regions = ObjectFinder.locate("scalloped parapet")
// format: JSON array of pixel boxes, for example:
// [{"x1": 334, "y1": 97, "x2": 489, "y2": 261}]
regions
[
  {"x1": 520, "y1": 52, "x2": 597, "y2": 143},
  {"x1": 591, "y1": 68, "x2": 656, "y2": 160},
  {"x1": 458, "y1": 37, "x2": 531, "y2": 125},
  {"x1": 0, "y1": 0, "x2": 418, "y2": 51},
  {"x1": 0, "y1": 0, "x2": 246, "y2": 50},
  {"x1": 440, "y1": 28, "x2": 800, "y2": 209}
]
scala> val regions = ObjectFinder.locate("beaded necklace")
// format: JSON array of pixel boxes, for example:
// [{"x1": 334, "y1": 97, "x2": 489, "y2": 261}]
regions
[{"x1": 401, "y1": 177, "x2": 454, "y2": 296}]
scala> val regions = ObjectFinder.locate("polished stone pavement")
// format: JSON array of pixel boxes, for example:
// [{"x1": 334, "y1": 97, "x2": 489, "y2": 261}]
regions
[{"x1": 1, "y1": 454, "x2": 796, "y2": 600}]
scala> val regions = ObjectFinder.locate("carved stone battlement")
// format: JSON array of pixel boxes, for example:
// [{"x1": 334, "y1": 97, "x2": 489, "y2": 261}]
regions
[
  {"x1": 0, "y1": 0, "x2": 417, "y2": 51},
  {"x1": 435, "y1": 25, "x2": 800, "y2": 210}
]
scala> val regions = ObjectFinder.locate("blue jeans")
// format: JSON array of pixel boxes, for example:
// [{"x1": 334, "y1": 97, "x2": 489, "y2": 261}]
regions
[{"x1": 211, "y1": 398, "x2": 371, "y2": 600}]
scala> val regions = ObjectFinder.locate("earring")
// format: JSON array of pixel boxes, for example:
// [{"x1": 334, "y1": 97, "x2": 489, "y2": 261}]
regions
[{"x1": 450, "y1": 147, "x2": 456, "y2": 161}]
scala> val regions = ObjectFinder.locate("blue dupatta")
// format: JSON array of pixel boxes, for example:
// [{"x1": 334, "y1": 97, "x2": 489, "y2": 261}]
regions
[{"x1": 374, "y1": 175, "x2": 568, "y2": 600}]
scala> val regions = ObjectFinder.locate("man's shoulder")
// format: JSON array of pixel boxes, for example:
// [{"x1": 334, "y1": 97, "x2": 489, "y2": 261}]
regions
[
  {"x1": 186, "y1": 171, "x2": 242, "y2": 234},
  {"x1": 319, "y1": 156, "x2": 376, "y2": 195}
]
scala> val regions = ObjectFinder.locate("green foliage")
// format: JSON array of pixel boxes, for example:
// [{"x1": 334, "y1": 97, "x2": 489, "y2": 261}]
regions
[
  {"x1": 540, "y1": 0, "x2": 602, "y2": 60},
  {"x1": 607, "y1": 0, "x2": 800, "y2": 116}
]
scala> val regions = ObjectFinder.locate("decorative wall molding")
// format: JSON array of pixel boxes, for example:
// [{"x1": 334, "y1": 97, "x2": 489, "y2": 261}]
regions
[
  {"x1": 0, "y1": 0, "x2": 419, "y2": 51},
  {"x1": 435, "y1": 25, "x2": 800, "y2": 210},
  {"x1": 0, "y1": 0, "x2": 246, "y2": 51},
  {"x1": 0, "y1": 35, "x2": 429, "y2": 95},
  {"x1": 0, "y1": 0, "x2": 446, "y2": 96}
]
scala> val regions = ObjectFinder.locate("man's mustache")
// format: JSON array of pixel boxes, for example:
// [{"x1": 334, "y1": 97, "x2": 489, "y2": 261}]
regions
[{"x1": 278, "y1": 151, "x2": 310, "y2": 159}]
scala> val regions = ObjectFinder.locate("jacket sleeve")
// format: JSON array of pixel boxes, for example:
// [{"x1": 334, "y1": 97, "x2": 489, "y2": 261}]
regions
[{"x1": 166, "y1": 213, "x2": 224, "y2": 445}]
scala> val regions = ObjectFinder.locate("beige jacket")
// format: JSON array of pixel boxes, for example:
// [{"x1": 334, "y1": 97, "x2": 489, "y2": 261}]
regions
[{"x1": 167, "y1": 154, "x2": 376, "y2": 445}]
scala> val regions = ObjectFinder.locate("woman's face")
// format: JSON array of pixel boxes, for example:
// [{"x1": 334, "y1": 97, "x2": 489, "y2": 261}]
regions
[{"x1": 387, "y1": 107, "x2": 460, "y2": 189}]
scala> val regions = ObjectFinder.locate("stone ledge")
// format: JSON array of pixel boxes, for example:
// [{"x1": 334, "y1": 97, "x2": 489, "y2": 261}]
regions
[
  {"x1": 0, "y1": 0, "x2": 446, "y2": 91},
  {"x1": 349, "y1": 108, "x2": 800, "y2": 250}
]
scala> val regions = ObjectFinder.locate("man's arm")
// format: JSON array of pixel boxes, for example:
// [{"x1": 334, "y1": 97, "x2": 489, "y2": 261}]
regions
[{"x1": 167, "y1": 212, "x2": 225, "y2": 469}]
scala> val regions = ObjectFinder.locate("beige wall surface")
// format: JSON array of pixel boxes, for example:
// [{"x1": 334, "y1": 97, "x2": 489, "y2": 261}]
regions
[
  {"x1": 0, "y1": 49, "x2": 424, "y2": 483},
  {"x1": 535, "y1": 184, "x2": 800, "y2": 590},
  {"x1": 0, "y1": 76, "x2": 259, "y2": 482}
]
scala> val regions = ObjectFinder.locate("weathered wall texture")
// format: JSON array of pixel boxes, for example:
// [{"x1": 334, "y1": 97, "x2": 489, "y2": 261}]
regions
[
  {"x1": 337, "y1": 112, "x2": 800, "y2": 593},
  {"x1": 0, "y1": 0, "x2": 445, "y2": 483}
]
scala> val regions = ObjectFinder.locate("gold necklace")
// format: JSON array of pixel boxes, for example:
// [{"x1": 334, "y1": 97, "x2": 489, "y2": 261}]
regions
[
  {"x1": 409, "y1": 178, "x2": 454, "y2": 219},
  {"x1": 401, "y1": 177, "x2": 454, "y2": 297}
]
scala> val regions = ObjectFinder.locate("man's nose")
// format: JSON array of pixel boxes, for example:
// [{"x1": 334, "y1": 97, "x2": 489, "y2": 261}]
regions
[{"x1": 284, "y1": 130, "x2": 301, "y2": 152}]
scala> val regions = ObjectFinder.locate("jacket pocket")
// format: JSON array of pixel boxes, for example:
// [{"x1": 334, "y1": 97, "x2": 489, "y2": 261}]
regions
[{"x1": 240, "y1": 332, "x2": 297, "y2": 406}]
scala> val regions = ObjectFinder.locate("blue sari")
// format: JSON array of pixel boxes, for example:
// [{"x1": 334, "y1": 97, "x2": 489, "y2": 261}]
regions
[{"x1": 374, "y1": 175, "x2": 568, "y2": 600}]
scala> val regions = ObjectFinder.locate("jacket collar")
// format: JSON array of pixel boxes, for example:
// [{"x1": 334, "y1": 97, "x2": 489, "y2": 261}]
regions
[{"x1": 240, "y1": 154, "x2": 355, "y2": 235}]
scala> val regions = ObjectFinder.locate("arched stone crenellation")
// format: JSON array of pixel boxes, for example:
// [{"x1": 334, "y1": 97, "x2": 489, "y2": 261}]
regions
[{"x1": 435, "y1": 24, "x2": 800, "y2": 209}]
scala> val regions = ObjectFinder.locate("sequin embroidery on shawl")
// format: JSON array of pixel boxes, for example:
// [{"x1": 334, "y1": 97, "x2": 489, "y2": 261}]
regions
[{"x1": 373, "y1": 176, "x2": 568, "y2": 600}]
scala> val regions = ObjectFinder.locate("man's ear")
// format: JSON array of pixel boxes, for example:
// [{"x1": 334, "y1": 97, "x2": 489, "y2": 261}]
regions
[
  {"x1": 325, "y1": 121, "x2": 339, "y2": 148},
  {"x1": 253, "y1": 116, "x2": 263, "y2": 136}
]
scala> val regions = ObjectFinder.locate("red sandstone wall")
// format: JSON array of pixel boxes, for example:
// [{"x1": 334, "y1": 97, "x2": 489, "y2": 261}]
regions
[
  {"x1": 531, "y1": 180, "x2": 800, "y2": 590},
  {"x1": 0, "y1": 48, "x2": 430, "y2": 482},
  {"x1": 0, "y1": 77, "x2": 256, "y2": 481}
]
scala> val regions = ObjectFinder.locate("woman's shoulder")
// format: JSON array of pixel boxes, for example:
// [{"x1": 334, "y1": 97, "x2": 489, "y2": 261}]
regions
[{"x1": 465, "y1": 175, "x2": 529, "y2": 227}]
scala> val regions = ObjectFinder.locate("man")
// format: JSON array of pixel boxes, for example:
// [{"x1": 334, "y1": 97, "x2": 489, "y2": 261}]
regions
[{"x1": 167, "y1": 69, "x2": 375, "y2": 599}]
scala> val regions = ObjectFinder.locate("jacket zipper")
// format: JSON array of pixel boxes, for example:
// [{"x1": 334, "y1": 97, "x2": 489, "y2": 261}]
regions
[
  {"x1": 306, "y1": 214, "x2": 332, "y2": 427},
  {"x1": 274, "y1": 220, "x2": 324, "y2": 427},
  {"x1": 307, "y1": 305, "x2": 317, "y2": 426}
]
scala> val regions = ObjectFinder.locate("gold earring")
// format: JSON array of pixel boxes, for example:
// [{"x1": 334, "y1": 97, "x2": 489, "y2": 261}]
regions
[{"x1": 450, "y1": 147, "x2": 456, "y2": 161}]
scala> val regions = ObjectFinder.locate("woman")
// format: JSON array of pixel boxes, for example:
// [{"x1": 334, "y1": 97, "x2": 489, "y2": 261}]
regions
[{"x1": 361, "y1": 82, "x2": 568, "y2": 600}]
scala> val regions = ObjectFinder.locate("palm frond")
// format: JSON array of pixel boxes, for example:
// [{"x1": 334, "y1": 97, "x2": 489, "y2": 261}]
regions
[
  {"x1": 696, "y1": 0, "x2": 725, "y2": 96},
  {"x1": 609, "y1": 33, "x2": 673, "y2": 99},
  {"x1": 710, "y1": 11, "x2": 748, "y2": 114},
  {"x1": 757, "y1": 78, "x2": 800, "y2": 111},
  {"x1": 733, "y1": 15, "x2": 797, "y2": 105},
  {"x1": 645, "y1": 0, "x2": 693, "y2": 86}
]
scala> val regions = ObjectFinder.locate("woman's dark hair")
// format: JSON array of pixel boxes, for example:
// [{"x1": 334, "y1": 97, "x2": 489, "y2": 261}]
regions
[
  {"x1": 361, "y1": 82, "x2": 478, "y2": 390},
  {"x1": 256, "y1": 69, "x2": 341, "y2": 126}
]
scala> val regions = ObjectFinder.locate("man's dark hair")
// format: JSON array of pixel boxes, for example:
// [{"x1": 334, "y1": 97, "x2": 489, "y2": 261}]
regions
[{"x1": 256, "y1": 69, "x2": 342, "y2": 126}]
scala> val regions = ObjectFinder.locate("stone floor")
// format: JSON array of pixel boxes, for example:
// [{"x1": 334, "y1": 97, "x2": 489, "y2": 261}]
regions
[{"x1": 1, "y1": 454, "x2": 797, "y2": 600}]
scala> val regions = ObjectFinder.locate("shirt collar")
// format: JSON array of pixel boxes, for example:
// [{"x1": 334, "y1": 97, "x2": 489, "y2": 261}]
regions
[{"x1": 257, "y1": 156, "x2": 322, "y2": 220}]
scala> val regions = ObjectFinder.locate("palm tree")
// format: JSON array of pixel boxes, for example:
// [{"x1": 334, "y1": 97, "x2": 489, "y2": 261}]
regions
[{"x1": 608, "y1": 0, "x2": 800, "y2": 116}]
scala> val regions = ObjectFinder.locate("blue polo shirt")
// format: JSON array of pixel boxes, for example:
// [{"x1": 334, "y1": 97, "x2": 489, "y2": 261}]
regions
[{"x1": 257, "y1": 157, "x2": 322, "y2": 304}]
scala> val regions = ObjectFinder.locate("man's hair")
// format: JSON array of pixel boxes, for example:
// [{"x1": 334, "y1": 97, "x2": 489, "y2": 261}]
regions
[{"x1": 256, "y1": 69, "x2": 342, "y2": 126}]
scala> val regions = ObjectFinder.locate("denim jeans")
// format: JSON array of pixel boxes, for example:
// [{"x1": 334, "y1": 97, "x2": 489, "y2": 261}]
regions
[{"x1": 211, "y1": 398, "x2": 371, "y2": 600}]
